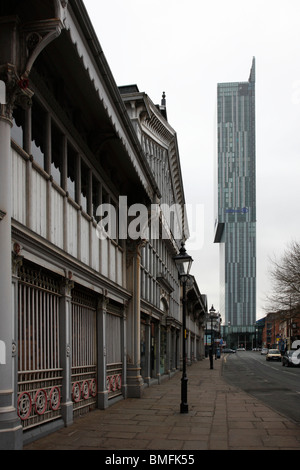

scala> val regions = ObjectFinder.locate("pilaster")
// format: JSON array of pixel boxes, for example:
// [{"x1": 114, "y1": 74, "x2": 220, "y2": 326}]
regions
[
  {"x1": 166, "y1": 325, "x2": 171, "y2": 377},
  {"x1": 59, "y1": 276, "x2": 74, "y2": 426},
  {"x1": 156, "y1": 323, "x2": 161, "y2": 384},
  {"x1": 143, "y1": 317, "x2": 151, "y2": 385},
  {"x1": 0, "y1": 83, "x2": 23, "y2": 450},
  {"x1": 0, "y1": 8, "x2": 65, "y2": 448},
  {"x1": 121, "y1": 304, "x2": 128, "y2": 398},
  {"x1": 125, "y1": 239, "x2": 146, "y2": 398},
  {"x1": 11, "y1": 245, "x2": 23, "y2": 410},
  {"x1": 96, "y1": 296, "x2": 109, "y2": 409}
]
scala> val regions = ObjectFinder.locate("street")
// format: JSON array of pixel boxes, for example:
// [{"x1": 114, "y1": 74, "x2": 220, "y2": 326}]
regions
[{"x1": 222, "y1": 350, "x2": 300, "y2": 424}]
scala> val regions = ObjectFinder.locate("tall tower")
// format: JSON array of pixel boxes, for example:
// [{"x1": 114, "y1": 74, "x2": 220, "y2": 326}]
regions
[{"x1": 215, "y1": 58, "x2": 256, "y2": 326}]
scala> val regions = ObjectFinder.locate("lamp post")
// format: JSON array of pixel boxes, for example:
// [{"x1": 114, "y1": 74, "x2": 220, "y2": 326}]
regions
[
  {"x1": 209, "y1": 305, "x2": 216, "y2": 369},
  {"x1": 173, "y1": 242, "x2": 193, "y2": 414}
]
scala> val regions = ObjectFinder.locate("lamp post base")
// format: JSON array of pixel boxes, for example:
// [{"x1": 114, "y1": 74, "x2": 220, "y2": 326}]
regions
[
  {"x1": 209, "y1": 349, "x2": 214, "y2": 369},
  {"x1": 180, "y1": 403, "x2": 189, "y2": 413}
]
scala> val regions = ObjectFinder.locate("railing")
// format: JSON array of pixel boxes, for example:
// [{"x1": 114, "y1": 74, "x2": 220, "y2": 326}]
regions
[
  {"x1": 106, "y1": 363, "x2": 122, "y2": 399},
  {"x1": 18, "y1": 369, "x2": 63, "y2": 429},
  {"x1": 71, "y1": 290, "x2": 97, "y2": 417},
  {"x1": 17, "y1": 266, "x2": 62, "y2": 429}
]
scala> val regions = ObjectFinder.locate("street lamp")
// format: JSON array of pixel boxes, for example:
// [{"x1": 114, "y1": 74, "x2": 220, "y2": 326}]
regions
[
  {"x1": 209, "y1": 305, "x2": 216, "y2": 369},
  {"x1": 174, "y1": 242, "x2": 193, "y2": 414}
]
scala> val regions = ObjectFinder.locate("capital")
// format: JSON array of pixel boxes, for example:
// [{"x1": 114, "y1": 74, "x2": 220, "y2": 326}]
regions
[{"x1": 0, "y1": 64, "x2": 33, "y2": 121}]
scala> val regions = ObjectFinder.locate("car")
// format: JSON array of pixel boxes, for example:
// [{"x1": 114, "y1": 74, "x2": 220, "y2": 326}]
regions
[
  {"x1": 261, "y1": 348, "x2": 268, "y2": 355},
  {"x1": 282, "y1": 350, "x2": 300, "y2": 367},
  {"x1": 237, "y1": 347, "x2": 245, "y2": 351},
  {"x1": 222, "y1": 348, "x2": 236, "y2": 353},
  {"x1": 266, "y1": 349, "x2": 281, "y2": 361}
]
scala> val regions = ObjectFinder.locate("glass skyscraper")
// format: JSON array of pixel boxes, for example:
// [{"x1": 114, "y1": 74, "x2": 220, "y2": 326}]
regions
[{"x1": 214, "y1": 58, "x2": 256, "y2": 327}]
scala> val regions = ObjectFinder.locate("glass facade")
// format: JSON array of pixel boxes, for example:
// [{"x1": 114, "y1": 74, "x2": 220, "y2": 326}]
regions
[{"x1": 216, "y1": 58, "x2": 256, "y2": 326}]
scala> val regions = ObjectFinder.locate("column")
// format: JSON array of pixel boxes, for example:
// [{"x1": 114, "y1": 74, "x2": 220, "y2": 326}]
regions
[
  {"x1": 156, "y1": 323, "x2": 161, "y2": 384},
  {"x1": 121, "y1": 305, "x2": 127, "y2": 398},
  {"x1": 0, "y1": 7, "x2": 64, "y2": 450},
  {"x1": 166, "y1": 325, "x2": 171, "y2": 377},
  {"x1": 142, "y1": 317, "x2": 151, "y2": 386},
  {"x1": 0, "y1": 89, "x2": 23, "y2": 450},
  {"x1": 175, "y1": 329, "x2": 179, "y2": 369},
  {"x1": 11, "y1": 247, "x2": 23, "y2": 400},
  {"x1": 96, "y1": 296, "x2": 109, "y2": 409},
  {"x1": 126, "y1": 240, "x2": 145, "y2": 397},
  {"x1": 59, "y1": 278, "x2": 74, "y2": 426}
]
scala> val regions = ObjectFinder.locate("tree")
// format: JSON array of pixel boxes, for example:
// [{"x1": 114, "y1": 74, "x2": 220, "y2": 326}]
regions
[{"x1": 265, "y1": 240, "x2": 300, "y2": 313}]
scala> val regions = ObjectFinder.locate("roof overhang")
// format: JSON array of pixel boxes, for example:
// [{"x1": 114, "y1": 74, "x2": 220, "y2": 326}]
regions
[{"x1": 214, "y1": 222, "x2": 225, "y2": 243}]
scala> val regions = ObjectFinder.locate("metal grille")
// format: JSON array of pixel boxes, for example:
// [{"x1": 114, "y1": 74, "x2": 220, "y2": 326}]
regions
[
  {"x1": 17, "y1": 266, "x2": 62, "y2": 430},
  {"x1": 71, "y1": 289, "x2": 97, "y2": 417},
  {"x1": 106, "y1": 363, "x2": 122, "y2": 398},
  {"x1": 106, "y1": 313, "x2": 122, "y2": 399}
]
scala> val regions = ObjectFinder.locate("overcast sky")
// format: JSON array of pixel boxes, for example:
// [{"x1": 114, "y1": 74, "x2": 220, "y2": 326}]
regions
[{"x1": 84, "y1": 0, "x2": 300, "y2": 321}]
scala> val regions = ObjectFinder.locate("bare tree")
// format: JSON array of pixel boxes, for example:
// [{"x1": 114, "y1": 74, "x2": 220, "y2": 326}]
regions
[{"x1": 265, "y1": 240, "x2": 300, "y2": 313}]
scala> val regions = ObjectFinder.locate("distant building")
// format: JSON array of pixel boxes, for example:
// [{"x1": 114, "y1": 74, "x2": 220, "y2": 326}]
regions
[
  {"x1": 215, "y1": 58, "x2": 256, "y2": 327},
  {"x1": 261, "y1": 310, "x2": 300, "y2": 350}
]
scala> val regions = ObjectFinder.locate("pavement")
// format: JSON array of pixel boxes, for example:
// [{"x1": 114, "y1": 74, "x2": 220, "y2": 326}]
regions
[{"x1": 24, "y1": 356, "x2": 300, "y2": 451}]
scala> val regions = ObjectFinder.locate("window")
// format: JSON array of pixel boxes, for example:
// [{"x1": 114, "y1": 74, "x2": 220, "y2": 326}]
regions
[
  {"x1": 67, "y1": 143, "x2": 76, "y2": 201},
  {"x1": 92, "y1": 175, "x2": 100, "y2": 219},
  {"x1": 51, "y1": 121, "x2": 62, "y2": 186},
  {"x1": 12, "y1": 107, "x2": 24, "y2": 148},
  {"x1": 32, "y1": 99, "x2": 46, "y2": 168},
  {"x1": 80, "y1": 160, "x2": 89, "y2": 213}
]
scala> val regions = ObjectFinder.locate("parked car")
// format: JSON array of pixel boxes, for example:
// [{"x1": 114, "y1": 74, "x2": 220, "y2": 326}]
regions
[
  {"x1": 261, "y1": 348, "x2": 268, "y2": 355},
  {"x1": 266, "y1": 349, "x2": 281, "y2": 361},
  {"x1": 237, "y1": 347, "x2": 245, "y2": 351},
  {"x1": 282, "y1": 350, "x2": 300, "y2": 367},
  {"x1": 222, "y1": 348, "x2": 236, "y2": 353}
]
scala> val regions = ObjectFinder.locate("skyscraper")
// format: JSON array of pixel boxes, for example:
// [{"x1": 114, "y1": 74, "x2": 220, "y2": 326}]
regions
[{"x1": 215, "y1": 58, "x2": 256, "y2": 327}]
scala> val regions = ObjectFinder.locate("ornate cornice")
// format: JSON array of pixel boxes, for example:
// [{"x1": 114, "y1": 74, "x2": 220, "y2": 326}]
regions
[
  {"x1": 20, "y1": 18, "x2": 64, "y2": 78},
  {"x1": 0, "y1": 63, "x2": 33, "y2": 120},
  {"x1": 121, "y1": 92, "x2": 186, "y2": 215}
]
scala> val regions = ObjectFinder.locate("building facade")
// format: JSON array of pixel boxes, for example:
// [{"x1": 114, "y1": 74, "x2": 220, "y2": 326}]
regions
[
  {"x1": 215, "y1": 58, "x2": 256, "y2": 327},
  {"x1": 0, "y1": 0, "x2": 205, "y2": 450},
  {"x1": 119, "y1": 86, "x2": 206, "y2": 383},
  {"x1": 261, "y1": 310, "x2": 300, "y2": 351}
]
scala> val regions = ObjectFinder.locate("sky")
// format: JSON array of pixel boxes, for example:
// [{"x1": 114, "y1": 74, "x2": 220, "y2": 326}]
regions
[{"x1": 84, "y1": 0, "x2": 300, "y2": 321}]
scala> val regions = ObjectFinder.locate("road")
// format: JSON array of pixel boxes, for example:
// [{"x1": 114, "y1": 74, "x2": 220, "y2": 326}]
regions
[{"x1": 222, "y1": 350, "x2": 300, "y2": 424}]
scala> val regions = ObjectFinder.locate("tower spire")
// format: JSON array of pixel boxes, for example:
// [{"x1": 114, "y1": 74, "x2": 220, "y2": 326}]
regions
[
  {"x1": 160, "y1": 91, "x2": 167, "y2": 120},
  {"x1": 249, "y1": 56, "x2": 255, "y2": 83}
]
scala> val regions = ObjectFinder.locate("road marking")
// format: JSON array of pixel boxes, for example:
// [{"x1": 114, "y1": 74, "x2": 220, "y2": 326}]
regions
[{"x1": 282, "y1": 370, "x2": 298, "y2": 376}]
